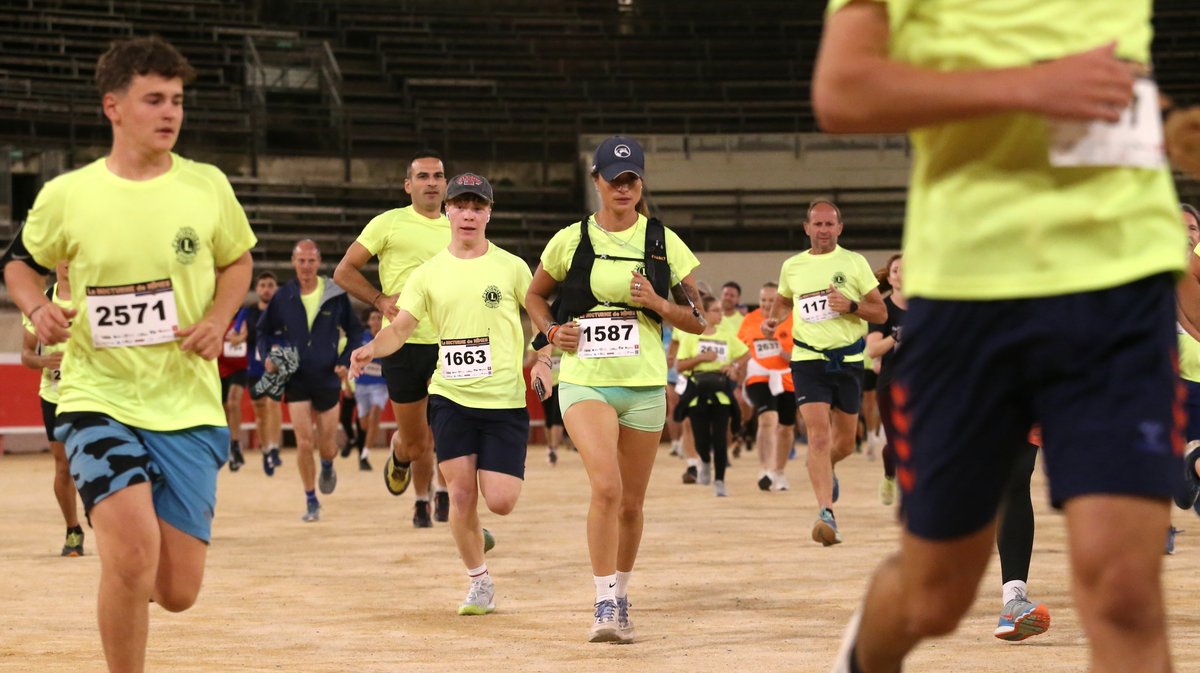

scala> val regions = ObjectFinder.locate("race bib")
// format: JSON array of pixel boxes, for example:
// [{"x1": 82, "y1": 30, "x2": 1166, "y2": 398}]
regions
[
  {"x1": 86, "y1": 279, "x2": 179, "y2": 348},
  {"x1": 1049, "y1": 78, "x2": 1166, "y2": 169},
  {"x1": 577, "y1": 310, "x2": 640, "y2": 359},
  {"x1": 796, "y1": 290, "x2": 838, "y2": 324},
  {"x1": 363, "y1": 362, "x2": 383, "y2": 378},
  {"x1": 753, "y1": 339, "x2": 782, "y2": 359},
  {"x1": 50, "y1": 368, "x2": 61, "y2": 393},
  {"x1": 440, "y1": 336, "x2": 492, "y2": 380},
  {"x1": 222, "y1": 341, "x2": 247, "y2": 358},
  {"x1": 698, "y1": 339, "x2": 728, "y2": 362}
]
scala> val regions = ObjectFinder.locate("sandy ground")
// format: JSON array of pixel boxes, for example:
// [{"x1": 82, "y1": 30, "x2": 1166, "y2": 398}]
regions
[{"x1": 1, "y1": 442, "x2": 1198, "y2": 672}]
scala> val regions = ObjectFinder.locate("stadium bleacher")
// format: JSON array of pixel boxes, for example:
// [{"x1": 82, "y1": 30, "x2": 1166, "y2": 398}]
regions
[{"x1": 0, "y1": 0, "x2": 1197, "y2": 268}]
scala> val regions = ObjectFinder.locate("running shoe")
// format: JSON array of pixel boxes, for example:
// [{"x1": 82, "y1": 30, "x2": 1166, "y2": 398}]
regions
[
  {"x1": 548, "y1": 448, "x2": 558, "y2": 466},
  {"x1": 1174, "y1": 445, "x2": 1200, "y2": 510},
  {"x1": 615, "y1": 596, "x2": 635, "y2": 643},
  {"x1": 340, "y1": 439, "x2": 353, "y2": 459},
  {"x1": 457, "y1": 575, "x2": 496, "y2": 616},
  {"x1": 483, "y1": 528, "x2": 496, "y2": 553},
  {"x1": 588, "y1": 599, "x2": 621, "y2": 643},
  {"x1": 879, "y1": 476, "x2": 896, "y2": 506},
  {"x1": 384, "y1": 452, "x2": 413, "y2": 496},
  {"x1": 757, "y1": 472, "x2": 772, "y2": 491},
  {"x1": 318, "y1": 461, "x2": 337, "y2": 495},
  {"x1": 832, "y1": 471, "x2": 840, "y2": 504},
  {"x1": 714, "y1": 480, "x2": 728, "y2": 497},
  {"x1": 61, "y1": 529, "x2": 84, "y2": 557},
  {"x1": 413, "y1": 500, "x2": 433, "y2": 528},
  {"x1": 772, "y1": 472, "x2": 790, "y2": 491},
  {"x1": 435, "y1": 491, "x2": 450, "y2": 523},
  {"x1": 682, "y1": 465, "x2": 697, "y2": 484},
  {"x1": 228, "y1": 445, "x2": 245, "y2": 472},
  {"x1": 812, "y1": 508, "x2": 842, "y2": 546},
  {"x1": 697, "y1": 462, "x2": 712, "y2": 486},
  {"x1": 271, "y1": 448, "x2": 283, "y2": 467},
  {"x1": 359, "y1": 456, "x2": 372, "y2": 472},
  {"x1": 993, "y1": 597, "x2": 1051, "y2": 641},
  {"x1": 262, "y1": 449, "x2": 276, "y2": 477},
  {"x1": 301, "y1": 500, "x2": 320, "y2": 523}
]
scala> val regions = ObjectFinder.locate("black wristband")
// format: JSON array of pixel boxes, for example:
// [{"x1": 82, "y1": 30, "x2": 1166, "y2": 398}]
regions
[{"x1": 848, "y1": 300, "x2": 859, "y2": 314}]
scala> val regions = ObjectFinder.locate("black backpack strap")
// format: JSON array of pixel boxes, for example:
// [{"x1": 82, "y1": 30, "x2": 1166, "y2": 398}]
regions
[{"x1": 640, "y1": 217, "x2": 670, "y2": 324}]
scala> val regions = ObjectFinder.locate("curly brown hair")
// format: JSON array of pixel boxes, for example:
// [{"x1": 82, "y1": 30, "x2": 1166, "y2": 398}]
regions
[{"x1": 95, "y1": 36, "x2": 196, "y2": 96}]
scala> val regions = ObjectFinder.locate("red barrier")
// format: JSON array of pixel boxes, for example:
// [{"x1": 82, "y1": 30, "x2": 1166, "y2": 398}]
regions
[{"x1": 2, "y1": 358, "x2": 548, "y2": 441}]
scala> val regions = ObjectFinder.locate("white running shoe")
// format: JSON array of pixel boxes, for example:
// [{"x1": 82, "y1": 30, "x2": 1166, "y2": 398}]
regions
[
  {"x1": 879, "y1": 476, "x2": 896, "y2": 506},
  {"x1": 714, "y1": 480, "x2": 728, "y2": 497},
  {"x1": 589, "y1": 599, "x2": 621, "y2": 643},
  {"x1": 771, "y1": 471, "x2": 790, "y2": 491},
  {"x1": 697, "y1": 461, "x2": 712, "y2": 485},
  {"x1": 457, "y1": 575, "x2": 496, "y2": 616}
]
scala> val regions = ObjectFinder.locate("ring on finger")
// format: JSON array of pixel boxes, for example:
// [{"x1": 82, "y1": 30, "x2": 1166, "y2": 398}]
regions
[{"x1": 634, "y1": 282, "x2": 642, "y2": 290}]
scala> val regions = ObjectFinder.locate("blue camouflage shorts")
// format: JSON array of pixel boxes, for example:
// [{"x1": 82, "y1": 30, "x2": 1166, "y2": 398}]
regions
[{"x1": 55, "y1": 412, "x2": 229, "y2": 543}]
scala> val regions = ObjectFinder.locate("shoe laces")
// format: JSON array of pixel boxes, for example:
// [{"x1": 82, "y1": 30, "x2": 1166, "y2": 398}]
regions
[
  {"x1": 616, "y1": 596, "x2": 631, "y2": 622},
  {"x1": 466, "y1": 577, "x2": 492, "y2": 604},
  {"x1": 594, "y1": 599, "x2": 617, "y2": 623}
]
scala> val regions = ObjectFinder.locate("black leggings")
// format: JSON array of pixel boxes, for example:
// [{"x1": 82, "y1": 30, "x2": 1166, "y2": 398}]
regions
[
  {"x1": 689, "y1": 404, "x2": 732, "y2": 482},
  {"x1": 876, "y1": 383, "x2": 898, "y2": 479},
  {"x1": 997, "y1": 442, "x2": 1038, "y2": 585}
]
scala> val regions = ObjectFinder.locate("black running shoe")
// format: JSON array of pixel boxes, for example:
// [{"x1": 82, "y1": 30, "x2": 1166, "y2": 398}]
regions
[
  {"x1": 413, "y1": 500, "x2": 433, "y2": 528},
  {"x1": 229, "y1": 445, "x2": 245, "y2": 472}
]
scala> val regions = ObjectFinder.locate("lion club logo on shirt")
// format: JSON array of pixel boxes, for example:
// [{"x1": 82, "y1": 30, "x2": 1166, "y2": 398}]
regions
[
  {"x1": 173, "y1": 227, "x2": 200, "y2": 265},
  {"x1": 482, "y1": 285, "x2": 502, "y2": 308},
  {"x1": 614, "y1": 144, "x2": 632, "y2": 158},
  {"x1": 456, "y1": 174, "x2": 485, "y2": 187},
  {"x1": 831, "y1": 271, "x2": 847, "y2": 287}
]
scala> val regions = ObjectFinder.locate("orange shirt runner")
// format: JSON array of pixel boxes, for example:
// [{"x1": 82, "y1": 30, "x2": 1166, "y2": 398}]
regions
[{"x1": 737, "y1": 308, "x2": 795, "y2": 392}]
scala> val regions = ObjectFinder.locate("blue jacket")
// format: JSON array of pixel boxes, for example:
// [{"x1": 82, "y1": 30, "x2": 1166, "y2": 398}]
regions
[{"x1": 256, "y1": 276, "x2": 362, "y2": 384}]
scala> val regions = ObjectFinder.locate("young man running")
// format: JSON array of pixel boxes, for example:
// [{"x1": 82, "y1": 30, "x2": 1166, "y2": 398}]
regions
[
  {"x1": 4, "y1": 37, "x2": 255, "y2": 673},
  {"x1": 350, "y1": 173, "x2": 532, "y2": 615}
]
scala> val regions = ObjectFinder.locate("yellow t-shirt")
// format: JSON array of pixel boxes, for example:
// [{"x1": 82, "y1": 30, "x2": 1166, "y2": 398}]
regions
[
  {"x1": 826, "y1": 0, "x2": 1183, "y2": 299},
  {"x1": 21, "y1": 284, "x2": 71, "y2": 405},
  {"x1": 399, "y1": 243, "x2": 533, "y2": 409},
  {"x1": 301, "y1": 277, "x2": 326, "y2": 330},
  {"x1": 676, "y1": 329, "x2": 748, "y2": 406},
  {"x1": 541, "y1": 214, "x2": 700, "y2": 387},
  {"x1": 777, "y1": 245, "x2": 878, "y2": 363},
  {"x1": 1180, "y1": 325, "x2": 1200, "y2": 384},
  {"x1": 722, "y1": 310, "x2": 744, "y2": 335},
  {"x1": 21, "y1": 155, "x2": 257, "y2": 431},
  {"x1": 356, "y1": 205, "x2": 451, "y2": 344}
]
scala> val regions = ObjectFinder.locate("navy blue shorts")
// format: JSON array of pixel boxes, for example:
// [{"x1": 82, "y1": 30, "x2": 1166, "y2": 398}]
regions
[
  {"x1": 428, "y1": 395, "x2": 528, "y2": 479},
  {"x1": 790, "y1": 360, "x2": 864, "y2": 414},
  {"x1": 382, "y1": 343, "x2": 438, "y2": 404},
  {"x1": 284, "y1": 373, "x2": 340, "y2": 412},
  {"x1": 892, "y1": 274, "x2": 1184, "y2": 540}
]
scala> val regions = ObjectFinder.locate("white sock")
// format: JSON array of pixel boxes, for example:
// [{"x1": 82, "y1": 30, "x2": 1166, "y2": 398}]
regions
[
  {"x1": 1002, "y1": 579, "x2": 1027, "y2": 605},
  {"x1": 417, "y1": 494, "x2": 431, "y2": 503},
  {"x1": 687, "y1": 457, "x2": 699, "y2": 468},
  {"x1": 468, "y1": 564, "x2": 488, "y2": 580},
  {"x1": 360, "y1": 447, "x2": 370, "y2": 459},
  {"x1": 594, "y1": 574, "x2": 617, "y2": 603},
  {"x1": 268, "y1": 443, "x2": 279, "y2": 452},
  {"x1": 614, "y1": 570, "x2": 632, "y2": 599},
  {"x1": 436, "y1": 485, "x2": 448, "y2": 494},
  {"x1": 671, "y1": 439, "x2": 681, "y2": 451}
]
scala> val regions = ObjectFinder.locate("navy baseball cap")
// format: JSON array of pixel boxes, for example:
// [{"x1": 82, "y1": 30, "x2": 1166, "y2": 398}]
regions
[
  {"x1": 591, "y1": 136, "x2": 644, "y2": 181},
  {"x1": 446, "y1": 173, "x2": 493, "y2": 202}
]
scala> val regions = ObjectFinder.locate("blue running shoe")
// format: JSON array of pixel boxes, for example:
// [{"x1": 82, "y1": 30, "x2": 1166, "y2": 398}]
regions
[
  {"x1": 271, "y1": 448, "x2": 283, "y2": 467},
  {"x1": 812, "y1": 508, "x2": 842, "y2": 546},
  {"x1": 301, "y1": 500, "x2": 320, "y2": 523},
  {"x1": 994, "y1": 597, "x2": 1050, "y2": 641},
  {"x1": 263, "y1": 450, "x2": 276, "y2": 477},
  {"x1": 318, "y1": 460, "x2": 337, "y2": 494}
]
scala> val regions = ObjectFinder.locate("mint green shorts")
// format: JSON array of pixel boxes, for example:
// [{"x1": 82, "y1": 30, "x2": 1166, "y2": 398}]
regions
[{"x1": 558, "y1": 383, "x2": 666, "y2": 432}]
